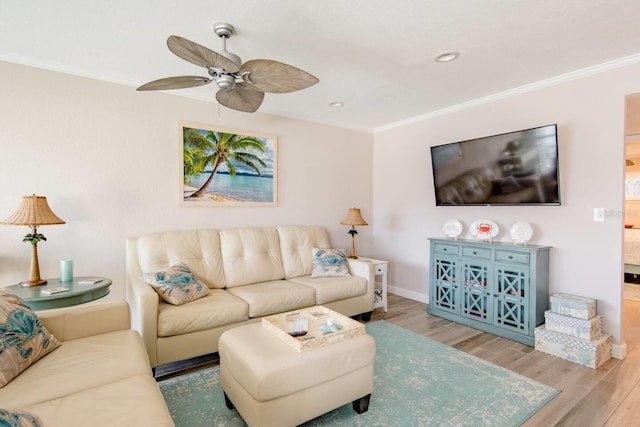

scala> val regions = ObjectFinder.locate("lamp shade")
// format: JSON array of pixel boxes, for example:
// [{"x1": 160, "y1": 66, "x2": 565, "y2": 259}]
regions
[
  {"x1": 1, "y1": 195, "x2": 65, "y2": 226},
  {"x1": 340, "y1": 208, "x2": 368, "y2": 227}
]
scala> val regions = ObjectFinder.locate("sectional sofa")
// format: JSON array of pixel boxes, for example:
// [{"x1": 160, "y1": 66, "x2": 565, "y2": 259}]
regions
[
  {"x1": 0, "y1": 299, "x2": 173, "y2": 426},
  {"x1": 126, "y1": 225, "x2": 376, "y2": 368}
]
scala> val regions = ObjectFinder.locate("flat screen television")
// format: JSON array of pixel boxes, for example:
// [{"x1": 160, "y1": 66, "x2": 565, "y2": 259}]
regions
[{"x1": 430, "y1": 124, "x2": 560, "y2": 206}]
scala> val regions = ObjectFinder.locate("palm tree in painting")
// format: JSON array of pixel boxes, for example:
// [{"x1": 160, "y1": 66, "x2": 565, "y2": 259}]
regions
[
  {"x1": 183, "y1": 128, "x2": 208, "y2": 177},
  {"x1": 186, "y1": 129, "x2": 267, "y2": 199}
]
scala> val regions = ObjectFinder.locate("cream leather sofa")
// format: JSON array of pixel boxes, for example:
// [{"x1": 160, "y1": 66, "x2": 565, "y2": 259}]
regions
[
  {"x1": 126, "y1": 225, "x2": 376, "y2": 369},
  {"x1": 0, "y1": 301, "x2": 174, "y2": 426}
]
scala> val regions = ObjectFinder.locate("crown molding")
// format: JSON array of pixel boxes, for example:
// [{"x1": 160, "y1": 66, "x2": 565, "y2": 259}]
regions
[{"x1": 375, "y1": 53, "x2": 640, "y2": 133}]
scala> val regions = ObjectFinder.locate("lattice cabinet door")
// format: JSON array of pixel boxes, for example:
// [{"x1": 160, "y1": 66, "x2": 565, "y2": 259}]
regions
[
  {"x1": 493, "y1": 266, "x2": 529, "y2": 334},
  {"x1": 461, "y1": 261, "x2": 491, "y2": 323},
  {"x1": 431, "y1": 256, "x2": 459, "y2": 314}
]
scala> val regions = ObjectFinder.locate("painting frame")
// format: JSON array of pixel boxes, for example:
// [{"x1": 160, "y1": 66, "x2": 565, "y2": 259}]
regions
[{"x1": 179, "y1": 121, "x2": 278, "y2": 207}]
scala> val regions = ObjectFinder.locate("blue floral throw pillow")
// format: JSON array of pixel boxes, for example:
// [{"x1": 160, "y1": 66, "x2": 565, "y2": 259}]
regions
[
  {"x1": 0, "y1": 288, "x2": 61, "y2": 388},
  {"x1": 311, "y1": 247, "x2": 350, "y2": 278},
  {"x1": 0, "y1": 408, "x2": 43, "y2": 427},
  {"x1": 141, "y1": 263, "x2": 210, "y2": 305}
]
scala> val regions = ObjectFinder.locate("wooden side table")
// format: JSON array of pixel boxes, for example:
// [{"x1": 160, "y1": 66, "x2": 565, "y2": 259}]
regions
[
  {"x1": 7, "y1": 276, "x2": 112, "y2": 310},
  {"x1": 358, "y1": 257, "x2": 389, "y2": 312}
]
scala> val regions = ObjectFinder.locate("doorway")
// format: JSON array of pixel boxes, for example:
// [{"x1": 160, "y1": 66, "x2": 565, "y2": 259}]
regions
[{"x1": 623, "y1": 94, "x2": 640, "y2": 306}]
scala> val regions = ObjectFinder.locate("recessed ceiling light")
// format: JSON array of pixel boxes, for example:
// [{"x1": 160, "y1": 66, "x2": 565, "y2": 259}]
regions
[
  {"x1": 329, "y1": 101, "x2": 345, "y2": 107},
  {"x1": 434, "y1": 51, "x2": 459, "y2": 63}
]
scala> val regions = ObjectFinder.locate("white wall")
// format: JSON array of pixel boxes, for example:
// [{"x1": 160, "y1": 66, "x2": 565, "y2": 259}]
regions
[
  {"x1": 373, "y1": 60, "x2": 640, "y2": 351},
  {"x1": 0, "y1": 61, "x2": 374, "y2": 299}
]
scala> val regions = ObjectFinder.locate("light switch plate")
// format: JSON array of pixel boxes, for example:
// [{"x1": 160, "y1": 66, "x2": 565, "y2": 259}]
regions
[{"x1": 594, "y1": 208, "x2": 605, "y2": 222}]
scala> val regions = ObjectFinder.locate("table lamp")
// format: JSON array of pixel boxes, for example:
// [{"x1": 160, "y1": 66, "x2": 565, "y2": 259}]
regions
[
  {"x1": 340, "y1": 208, "x2": 368, "y2": 259},
  {"x1": 1, "y1": 195, "x2": 65, "y2": 287}
]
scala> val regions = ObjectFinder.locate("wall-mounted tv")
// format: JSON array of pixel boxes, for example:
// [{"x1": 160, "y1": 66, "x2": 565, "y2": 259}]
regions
[{"x1": 430, "y1": 124, "x2": 560, "y2": 206}]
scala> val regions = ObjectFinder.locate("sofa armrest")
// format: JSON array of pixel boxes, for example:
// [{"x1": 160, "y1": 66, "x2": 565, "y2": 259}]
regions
[
  {"x1": 126, "y1": 274, "x2": 161, "y2": 367},
  {"x1": 37, "y1": 300, "x2": 130, "y2": 342},
  {"x1": 347, "y1": 258, "x2": 376, "y2": 310}
]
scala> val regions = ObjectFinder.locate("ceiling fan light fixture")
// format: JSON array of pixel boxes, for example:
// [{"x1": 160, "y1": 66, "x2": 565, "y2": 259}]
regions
[
  {"x1": 215, "y1": 74, "x2": 236, "y2": 90},
  {"x1": 329, "y1": 101, "x2": 344, "y2": 107},
  {"x1": 435, "y1": 51, "x2": 459, "y2": 63}
]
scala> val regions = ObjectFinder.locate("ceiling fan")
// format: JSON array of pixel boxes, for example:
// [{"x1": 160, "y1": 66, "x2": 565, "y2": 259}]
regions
[{"x1": 137, "y1": 22, "x2": 319, "y2": 113}]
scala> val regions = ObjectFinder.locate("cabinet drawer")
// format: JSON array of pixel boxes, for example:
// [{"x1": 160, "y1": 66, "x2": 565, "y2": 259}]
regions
[
  {"x1": 433, "y1": 242, "x2": 459, "y2": 256},
  {"x1": 375, "y1": 264, "x2": 387, "y2": 274},
  {"x1": 495, "y1": 250, "x2": 529, "y2": 264},
  {"x1": 461, "y1": 246, "x2": 491, "y2": 259}
]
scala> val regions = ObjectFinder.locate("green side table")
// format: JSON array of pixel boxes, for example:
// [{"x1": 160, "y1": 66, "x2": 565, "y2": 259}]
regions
[{"x1": 7, "y1": 276, "x2": 112, "y2": 310}]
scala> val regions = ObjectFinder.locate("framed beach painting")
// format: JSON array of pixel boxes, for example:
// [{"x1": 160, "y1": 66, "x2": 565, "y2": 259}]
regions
[{"x1": 179, "y1": 122, "x2": 278, "y2": 206}]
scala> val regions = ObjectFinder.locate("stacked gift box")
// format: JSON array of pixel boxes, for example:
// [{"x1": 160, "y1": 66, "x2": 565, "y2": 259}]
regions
[{"x1": 534, "y1": 293, "x2": 611, "y2": 369}]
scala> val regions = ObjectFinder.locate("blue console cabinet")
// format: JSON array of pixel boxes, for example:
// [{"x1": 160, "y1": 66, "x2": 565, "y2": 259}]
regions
[{"x1": 427, "y1": 238, "x2": 550, "y2": 346}]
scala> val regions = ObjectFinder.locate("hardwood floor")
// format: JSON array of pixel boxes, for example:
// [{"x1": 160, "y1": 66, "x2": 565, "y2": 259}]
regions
[
  {"x1": 372, "y1": 293, "x2": 640, "y2": 426},
  {"x1": 157, "y1": 294, "x2": 640, "y2": 425}
]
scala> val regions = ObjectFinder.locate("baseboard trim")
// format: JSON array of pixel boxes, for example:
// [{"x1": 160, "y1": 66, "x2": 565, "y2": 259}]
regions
[
  {"x1": 611, "y1": 342, "x2": 627, "y2": 360},
  {"x1": 388, "y1": 285, "x2": 428, "y2": 304}
]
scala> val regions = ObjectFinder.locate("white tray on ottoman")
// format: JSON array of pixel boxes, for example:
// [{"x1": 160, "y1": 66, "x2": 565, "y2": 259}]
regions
[
  {"x1": 219, "y1": 308, "x2": 376, "y2": 427},
  {"x1": 261, "y1": 305, "x2": 365, "y2": 352}
]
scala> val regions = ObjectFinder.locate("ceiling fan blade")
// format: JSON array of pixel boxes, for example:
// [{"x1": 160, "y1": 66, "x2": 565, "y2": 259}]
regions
[
  {"x1": 215, "y1": 84, "x2": 265, "y2": 113},
  {"x1": 240, "y1": 59, "x2": 319, "y2": 93},
  {"x1": 167, "y1": 35, "x2": 239, "y2": 73},
  {"x1": 137, "y1": 76, "x2": 212, "y2": 91}
]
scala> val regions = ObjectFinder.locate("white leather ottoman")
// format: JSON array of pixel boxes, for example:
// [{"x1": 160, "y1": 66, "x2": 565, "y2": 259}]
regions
[{"x1": 219, "y1": 323, "x2": 376, "y2": 427}]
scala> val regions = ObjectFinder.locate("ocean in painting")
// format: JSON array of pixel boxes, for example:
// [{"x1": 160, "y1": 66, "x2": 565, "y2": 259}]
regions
[{"x1": 186, "y1": 171, "x2": 274, "y2": 202}]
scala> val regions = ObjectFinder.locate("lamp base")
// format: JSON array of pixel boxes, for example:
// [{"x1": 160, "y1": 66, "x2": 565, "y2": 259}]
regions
[
  {"x1": 348, "y1": 255, "x2": 359, "y2": 259},
  {"x1": 20, "y1": 279, "x2": 47, "y2": 287}
]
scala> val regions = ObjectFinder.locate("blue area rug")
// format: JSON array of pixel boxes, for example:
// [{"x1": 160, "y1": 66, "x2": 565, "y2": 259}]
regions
[{"x1": 158, "y1": 321, "x2": 559, "y2": 426}]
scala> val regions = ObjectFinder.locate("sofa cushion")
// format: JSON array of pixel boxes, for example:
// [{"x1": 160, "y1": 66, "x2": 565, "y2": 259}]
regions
[
  {"x1": 157, "y1": 289, "x2": 250, "y2": 337},
  {"x1": 142, "y1": 263, "x2": 210, "y2": 305},
  {"x1": 0, "y1": 408, "x2": 42, "y2": 427},
  {"x1": 220, "y1": 227, "x2": 285, "y2": 288},
  {"x1": 277, "y1": 226, "x2": 331, "y2": 278},
  {"x1": 20, "y1": 374, "x2": 173, "y2": 427},
  {"x1": 136, "y1": 230, "x2": 226, "y2": 288},
  {"x1": 0, "y1": 289, "x2": 60, "y2": 388},
  {"x1": 288, "y1": 275, "x2": 368, "y2": 305},
  {"x1": 311, "y1": 247, "x2": 350, "y2": 278},
  {"x1": 226, "y1": 280, "x2": 316, "y2": 318},
  {"x1": 0, "y1": 329, "x2": 150, "y2": 408}
]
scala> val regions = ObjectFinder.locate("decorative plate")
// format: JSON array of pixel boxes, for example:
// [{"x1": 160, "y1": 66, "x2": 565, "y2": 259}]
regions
[
  {"x1": 470, "y1": 219, "x2": 499, "y2": 240},
  {"x1": 509, "y1": 222, "x2": 534, "y2": 244},
  {"x1": 442, "y1": 219, "x2": 463, "y2": 239}
]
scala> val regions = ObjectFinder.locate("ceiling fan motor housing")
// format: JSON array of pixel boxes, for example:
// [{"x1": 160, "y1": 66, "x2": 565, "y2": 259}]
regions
[{"x1": 215, "y1": 74, "x2": 236, "y2": 90}]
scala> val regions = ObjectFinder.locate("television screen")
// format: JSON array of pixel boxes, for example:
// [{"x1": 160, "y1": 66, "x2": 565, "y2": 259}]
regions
[{"x1": 430, "y1": 124, "x2": 560, "y2": 206}]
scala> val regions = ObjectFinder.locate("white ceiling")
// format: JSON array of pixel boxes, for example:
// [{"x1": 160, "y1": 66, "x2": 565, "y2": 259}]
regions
[{"x1": 3, "y1": 0, "x2": 640, "y2": 132}]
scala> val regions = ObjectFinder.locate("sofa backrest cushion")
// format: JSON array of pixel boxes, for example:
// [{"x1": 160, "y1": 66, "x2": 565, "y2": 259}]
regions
[
  {"x1": 135, "y1": 230, "x2": 226, "y2": 289},
  {"x1": 277, "y1": 225, "x2": 332, "y2": 278},
  {"x1": 220, "y1": 227, "x2": 285, "y2": 288}
]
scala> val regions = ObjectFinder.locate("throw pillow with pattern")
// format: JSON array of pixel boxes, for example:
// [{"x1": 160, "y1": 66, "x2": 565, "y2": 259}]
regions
[
  {"x1": 311, "y1": 247, "x2": 350, "y2": 278},
  {"x1": 0, "y1": 408, "x2": 43, "y2": 427},
  {"x1": 141, "y1": 263, "x2": 210, "y2": 305},
  {"x1": 0, "y1": 288, "x2": 61, "y2": 388}
]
